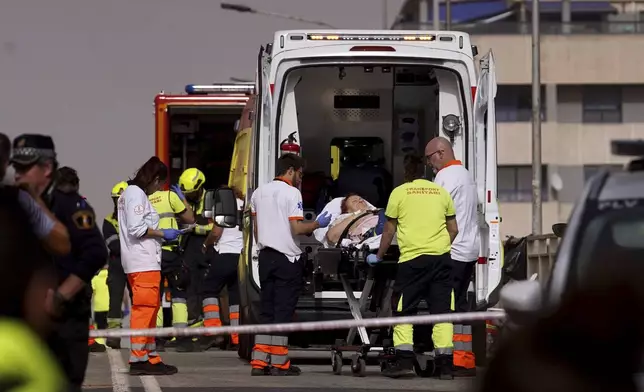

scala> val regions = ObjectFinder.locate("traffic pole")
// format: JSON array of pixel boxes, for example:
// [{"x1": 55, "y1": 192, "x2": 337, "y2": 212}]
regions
[{"x1": 531, "y1": 0, "x2": 542, "y2": 235}]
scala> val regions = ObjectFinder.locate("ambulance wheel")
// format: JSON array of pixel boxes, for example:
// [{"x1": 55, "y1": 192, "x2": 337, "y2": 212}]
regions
[
  {"x1": 331, "y1": 352, "x2": 343, "y2": 375},
  {"x1": 351, "y1": 357, "x2": 366, "y2": 377}
]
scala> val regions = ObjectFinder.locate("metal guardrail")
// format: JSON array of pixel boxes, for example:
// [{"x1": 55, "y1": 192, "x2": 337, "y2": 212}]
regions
[{"x1": 526, "y1": 233, "x2": 560, "y2": 283}]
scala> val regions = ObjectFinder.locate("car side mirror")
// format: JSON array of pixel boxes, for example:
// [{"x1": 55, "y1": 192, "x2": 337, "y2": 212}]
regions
[
  {"x1": 552, "y1": 223, "x2": 567, "y2": 238},
  {"x1": 500, "y1": 280, "x2": 542, "y2": 325},
  {"x1": 203, "y1": 187, "x2": 238, "y2": 228}
]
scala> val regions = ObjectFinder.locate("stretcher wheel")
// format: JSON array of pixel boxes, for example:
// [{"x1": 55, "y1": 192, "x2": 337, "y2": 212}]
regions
[
  {"x1": 414, "y1": 358, "x2": 436, "y2": 378},
  {"x1": 351, "y1": 357, "x2": 366, "y2": 377},
  {"x1": 332, "y1": 352, "x2": 343, "y2": 375}
]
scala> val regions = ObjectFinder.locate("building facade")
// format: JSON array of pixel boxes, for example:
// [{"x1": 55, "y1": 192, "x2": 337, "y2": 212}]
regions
[{"x1": 395, "y1": 0, "x2": 644, "y2": 236}]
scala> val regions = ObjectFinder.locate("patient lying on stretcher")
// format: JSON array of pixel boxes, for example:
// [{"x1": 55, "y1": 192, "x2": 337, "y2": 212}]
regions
[{"x1": 325, "y1": 193, "x2": 386, "y2": 247}]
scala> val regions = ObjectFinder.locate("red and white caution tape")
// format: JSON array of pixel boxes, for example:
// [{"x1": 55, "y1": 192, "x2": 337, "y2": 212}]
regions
[{"x1": 90, "y1": 310, "x2": 506, "y2": 339}]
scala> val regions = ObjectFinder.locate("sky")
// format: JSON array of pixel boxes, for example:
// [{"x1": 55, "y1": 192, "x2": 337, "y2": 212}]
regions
[{"x1": 0, "y1": 0, "x2": 407, "y2": 218}]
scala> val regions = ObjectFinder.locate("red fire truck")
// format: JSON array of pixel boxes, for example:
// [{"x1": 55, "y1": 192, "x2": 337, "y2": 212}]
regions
[{"x1": 154, "y1": 83, "x2": 255, "y2": 188}]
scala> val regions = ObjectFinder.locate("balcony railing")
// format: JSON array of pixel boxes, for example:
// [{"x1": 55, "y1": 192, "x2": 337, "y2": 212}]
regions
[{"x1": 393, "y1": 21, "x2": 644, "y2": 34}]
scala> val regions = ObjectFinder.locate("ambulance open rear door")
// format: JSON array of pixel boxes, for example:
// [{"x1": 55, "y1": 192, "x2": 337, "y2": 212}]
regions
[{"x1": 474, "y1": 51, "x2": 502, "y2": 309}]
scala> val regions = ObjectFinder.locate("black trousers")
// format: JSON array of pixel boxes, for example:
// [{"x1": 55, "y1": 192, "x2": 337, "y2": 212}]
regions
[
  {"x1": 451, "y1": 259, "x2": 476, "y2": 313},
  {"x1": 106, "y1": 256, "x2": 129, "y2": 322},
  {"x1": 393, "y1": 253, "x2": 453, "y2": 318},
  {"x1": 47, "y1": 288, "x2": 91, "y2": 392},
  {"x1": 161, "y1": 250, "x2": 188, "y2": 301},
  {"x1": 202, "y1": 252, "x2": 240, "y2": 305},
  {"x1": 182, "y1": 241, "x2": 209, "y2": 321},
  {"x1": 258, "y1": 248, "x2": 303, "y2": 327}
]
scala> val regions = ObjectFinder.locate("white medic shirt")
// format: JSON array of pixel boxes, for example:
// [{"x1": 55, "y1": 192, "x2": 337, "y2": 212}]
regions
[
  {"x1": 118, "y1": 184, "x2": 162, "y2": 274},
  {"x1": 434, "y1": 161, "x2": 481, "y2": 262},
  {"x1": 215, "y1": 198, "x2": 244, "y2": 255},
  {"x1": 250, "y1": 179, "x2": 304, "y2": 262}
]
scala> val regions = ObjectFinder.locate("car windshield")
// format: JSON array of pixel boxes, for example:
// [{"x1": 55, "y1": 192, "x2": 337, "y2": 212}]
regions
[{"x1": 573, "y1": 206, "x2": 644, "y2": 283}]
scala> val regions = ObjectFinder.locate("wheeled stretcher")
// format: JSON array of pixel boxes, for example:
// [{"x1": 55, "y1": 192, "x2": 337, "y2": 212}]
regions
[{"x1": 312, "y1": 210, "x2": 437, "y2": 377}]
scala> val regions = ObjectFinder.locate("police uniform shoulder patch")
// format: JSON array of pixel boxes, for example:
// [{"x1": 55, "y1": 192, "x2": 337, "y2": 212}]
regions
[{"x1": 72, "y1": 210, "x2": 96, "y2": 230}]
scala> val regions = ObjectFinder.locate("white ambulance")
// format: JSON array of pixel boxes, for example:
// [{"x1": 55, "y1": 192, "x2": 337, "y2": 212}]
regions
[{"x1": 220, "y1": 30, "x2": 501, "y2": 358}]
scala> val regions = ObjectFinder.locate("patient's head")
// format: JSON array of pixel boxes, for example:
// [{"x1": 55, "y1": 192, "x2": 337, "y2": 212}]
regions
[{"x1": 341, "y1": 193, "x2": 369, "y2": 214}]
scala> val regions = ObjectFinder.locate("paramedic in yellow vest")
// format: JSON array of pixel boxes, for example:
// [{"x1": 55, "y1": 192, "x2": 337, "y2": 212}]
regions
[
  {"x1": 369, "y1": 155, "x2": 458, "y2": 380},
  {"x1": 178, "y1": 168, "x2": 213, "y2": 343},
  {"x1": 89, "y1": 265, "x2": 109, "y2": 352},
  {"x1": 148, "y1": 182, "x2": 195, "y2": 352},
  {"x1": 103, "y1": 181, "x2": 129, "y2": 349}
]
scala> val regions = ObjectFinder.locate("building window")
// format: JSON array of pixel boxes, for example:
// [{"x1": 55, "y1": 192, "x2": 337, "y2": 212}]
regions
[
  {"x1": 496, "y1": 85, "x2": 546, "y2": 123},
  {"x1": 498, "y1": 165, "x2": 549, "y2": 202},
  {"x1": 583, "y1": 164, "x2": 623, "y2": 182},
  {"x1": 582, "y1": 86, "x2": 622, "y2": 123}
]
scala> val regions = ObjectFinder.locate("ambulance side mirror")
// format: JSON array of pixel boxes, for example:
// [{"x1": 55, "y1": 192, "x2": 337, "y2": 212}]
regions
[{"x1": 203, "y1": 187, "x2": 238, "y2": 228}]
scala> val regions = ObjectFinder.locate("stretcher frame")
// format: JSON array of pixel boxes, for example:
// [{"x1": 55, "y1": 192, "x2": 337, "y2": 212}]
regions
[{"x1": 314, "y1": 210, "x2": 436, "y2": 377}]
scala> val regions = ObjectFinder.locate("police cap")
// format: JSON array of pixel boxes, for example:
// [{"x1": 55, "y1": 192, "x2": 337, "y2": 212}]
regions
[{"x1": 10, "y1": 134, "x2": 57, "y2": 166}]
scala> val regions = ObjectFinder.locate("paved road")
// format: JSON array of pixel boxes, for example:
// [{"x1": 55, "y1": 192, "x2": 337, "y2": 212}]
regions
[{"x1": 83, "y1": 348, "x2": 478, "y2": 392}]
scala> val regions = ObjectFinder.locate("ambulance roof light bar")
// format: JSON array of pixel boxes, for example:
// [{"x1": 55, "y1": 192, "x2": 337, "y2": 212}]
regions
[
  {"x1": 306, "y1": 33, "x2": 435, "y2": 42},
  {"x1": 185, "y1": 84, "x2": 255, "y2": 95}
]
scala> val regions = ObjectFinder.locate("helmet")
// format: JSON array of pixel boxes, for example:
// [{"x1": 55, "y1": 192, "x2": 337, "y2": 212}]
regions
[
  {"x1": 179, "y1": 168, "x2": 206, "y2": 193},
  {"x1": 111, "y1": 181, "x2": 128, "y2": 198}
]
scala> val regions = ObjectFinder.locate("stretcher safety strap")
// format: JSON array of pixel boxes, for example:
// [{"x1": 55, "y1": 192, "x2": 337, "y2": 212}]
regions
[{"x1": 90, "y1": 310, "x2": 505, "y2": 338}]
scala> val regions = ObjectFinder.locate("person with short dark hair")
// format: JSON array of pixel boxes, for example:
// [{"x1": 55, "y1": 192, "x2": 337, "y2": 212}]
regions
[
  {"x1": 11, "y1": 134, "x2": 107, "y2": 392},
  {"x1": 369, "y1": 154, "x2": 459, "y2": 379},
  {"x1": 248, "y1": 153, "x2": 331, "y2": 376},
  {"x1": 119, "y1": 156, "x2": 179, "y2": 376}
]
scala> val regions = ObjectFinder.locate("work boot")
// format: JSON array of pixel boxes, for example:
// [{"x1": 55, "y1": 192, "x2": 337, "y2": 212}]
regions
[
  {"x1": 89, "y1": 342, "x2": 106, "y2": 353},
  {"x1": 381, "y1": 351, "x2": 415, "y2": 378},
  {"x1": 129, "y1": 361, "x2": 178, "y2": 376},
  {"x1": 453, "y1": 365, "x2": 476, "y2": 377},
  {"x1": 251, "y1": 367, "x2": 272, "y2": 376},
  {"x1": 164, "y1": 338, "x2": 177, "y2": 349},
  {"x1": 198, "y1": 335, "x2": 226, "y2": 351},
  {"x1": 436, "y1": 355, "x2": 454, "y2": 380},
  {"x1": 270, "y1": 365, "x2": 302, "y2": 376},
  {"x1": 175, "y1": 337, "x2": 202, "y2": 352},
  {"x1": 156, "y1": 338, "x2": 166, "y2": 352},
  {"x1": 106, "y1": 337, "x2": 121, "y2": 349}
]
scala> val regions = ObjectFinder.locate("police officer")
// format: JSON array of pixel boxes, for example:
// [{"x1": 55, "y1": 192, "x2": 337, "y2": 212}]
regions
[
  {"x1": 1, "y1": 132, "x2": 71, "y2": 255},
  {"x1": 148, "y1": 180, "x2": 195, "y2": 351},
  {"x1": 178, "y1": 168, "x2": 212, "y2": 336},
  {"x1": 0, "y1": 176, "x2": 65, "y2": 392},
  {"x1": 369, "y1": 154, "x2": 458, "y2": 380},
  {"x1": 249, "y1": 153, "x2": 331, "y2": 376},
  {"x1": 12, "y1": 135, "x2": 107, "y2": 392},
  {"x1": 103, "y1": 181, "x2": 128, "y2": 349}
]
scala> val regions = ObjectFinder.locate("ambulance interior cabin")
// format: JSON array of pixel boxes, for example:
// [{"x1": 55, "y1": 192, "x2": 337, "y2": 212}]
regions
[
  {"x1": 283, "y1": 64, "x2": 465, "y2": 212},
  {"x1": 167, "y1": 106, "x2": 241, "y2": 189}
]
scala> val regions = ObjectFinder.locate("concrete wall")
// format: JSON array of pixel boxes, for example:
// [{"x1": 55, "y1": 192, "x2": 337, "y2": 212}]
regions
[
  {"x1": 474, "y1": 34, "x2": 644, "y2": 84},
  {"x1": 0, "y1": 0, "x2": 405, "y2": 221}
]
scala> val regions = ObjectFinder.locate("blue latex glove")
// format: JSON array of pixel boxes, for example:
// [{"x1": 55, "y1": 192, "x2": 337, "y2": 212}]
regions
[
  {"x1": 161, "y1": 228, "x2": 181, "y2": 241},
  {"x1": 171, "y1": 184, "x2": 186, "y2": 201},
  {"x1": 366, "y1": 254, "x2": 382, "y2": 266},
  {"x1": 315, "y1": 211, "x2": 332, "y2": 228}
]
